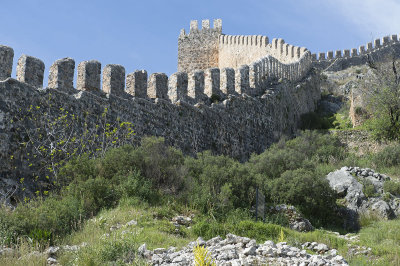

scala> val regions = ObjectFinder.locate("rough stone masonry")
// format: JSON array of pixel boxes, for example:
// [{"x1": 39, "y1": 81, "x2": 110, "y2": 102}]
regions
[{"x1": 0, "y1": 19, "x2": 323, "y2": 203}]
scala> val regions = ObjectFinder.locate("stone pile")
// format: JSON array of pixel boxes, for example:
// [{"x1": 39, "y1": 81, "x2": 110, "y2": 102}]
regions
[
  {"x1": 344, "y1": 166, "x2": 390, "y2": 193},
  {"x1": 171, "y1": 215, "x2": 192, "y2": 233},
  {"x1": 140, "y1": 234, "x2": 348, "y2": 265},
  {"x1": 270, "y1": 204, "x2": 314, "y2": 232}
]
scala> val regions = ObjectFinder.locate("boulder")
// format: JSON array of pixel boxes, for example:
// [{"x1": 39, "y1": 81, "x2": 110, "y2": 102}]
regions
[
  {"x1": 326, "y1": 167, "x2": 399, "y2": 222},
  {"x1": 326, "y1": 167, "x2": 363, "y2": 198}
]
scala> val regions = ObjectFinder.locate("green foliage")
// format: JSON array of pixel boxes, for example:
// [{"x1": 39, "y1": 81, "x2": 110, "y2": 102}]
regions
[
  {"x1": 28, "y1": 229, "x2": 52, "y2": 247},
  {"x1": 0, "y1": 137, "x2": 188, "y2": 245},
  {"x1": 0, "y1": 193, "x2": 83, "y2": 246},
  {"x1": 278, "y1": 228, "x2": 285, "y2": 242},
  {"x1": 247, "y1": 131, "x2": 344, "y2": 227},
  {"x1": 384, "y1": 181, "x2": 400, "y2": 196},
  {"x1": 373, "y1": 144, "x2": 400, "y2": 168},
  {"x1": 365, "y1": 112, "x2": 400, "y2": 141},
  {"x1": 331, "y1": 111, "x2": 353, "y2": 129},
  {"x1": 184, "y1": 151, "x2": 255, "y2": 218},
  {"x1": 0, "y1": 131, "x2": 360, "y2": 248},
  {"x1": 192, "y1": 219, "x2": 229, "y2": 240},
  {"x1": 363, "y1": 59, "x2": 400, "y2": 141},
  {"x1": 134, "y1": 137, "x2": 186, "y2": 192},
  {"x1": 97, "y1": 238, "x2": 136, "y2": 263},
  {"x1": 362, "y1": 180, "x2": 377, "y2": 198},
  {"x1": 67, "y1": 176, "x2": 118, "y2": 215},
  {"x1": 248, "y1": 131, "x2": 345, "y2": 179},
  {"x1": 118, "y1": 170, "x2": 158, "y2": 203},
  {"x1": 267, "y1": 169, "x2": 337, "y2": 226}
]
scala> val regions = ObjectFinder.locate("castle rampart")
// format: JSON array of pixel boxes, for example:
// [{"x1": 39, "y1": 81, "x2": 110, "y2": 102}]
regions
[
  {"x1": 0, "y1": 18, "x2": 326, "y2": 202},
  {"x1": 218, "y1": 34, "x2": 270, "y2": 69},
  {"x1": 0, "y1": 42, "x2": 320, "y2": 189},
  {"x1": 312, "y1": 34, "x2": 400, "y2": 71},
  {"x1": 178, "y1": 19, "x2": 311, "y2": 83}
]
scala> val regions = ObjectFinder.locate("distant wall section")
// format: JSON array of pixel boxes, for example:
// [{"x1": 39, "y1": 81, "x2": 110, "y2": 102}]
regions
[
  {"x1": 218, "y1": 35, "x2": 269, "y2": 69},
  {"x1": 178, "y1": 19, "x2": 222, "y2": 72},
  {"x1": 312, "y1": 34, "x2": 400, "y2": 71}
]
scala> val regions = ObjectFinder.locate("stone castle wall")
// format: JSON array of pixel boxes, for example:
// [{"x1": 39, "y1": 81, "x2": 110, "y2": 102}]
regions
[
  {"x1": 178, "y1": 19, "x2": 310, "y2": 75},
  {"x1": 0, "y1": 43, "x2": 320, "y2": 199},
  {"x1": 177, "y1": 19, "x2": 222, "y2": 72},
  {"x1": 312, "y1": 34, "x2": 400, "y2": 71},
  {"x1": 218, "y1": 35, "x2": 269, "y2": 69}
]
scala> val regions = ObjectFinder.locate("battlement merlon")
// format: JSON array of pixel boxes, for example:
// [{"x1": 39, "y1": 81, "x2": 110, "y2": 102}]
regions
[{"x1": 182, "y1": 18, "x2": 223, "y2": 36}]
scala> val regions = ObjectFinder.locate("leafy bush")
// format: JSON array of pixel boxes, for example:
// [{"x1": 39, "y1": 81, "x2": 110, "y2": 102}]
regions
[
  {"x1": 362, "y1": 180, "x2": 377, "y2": 198},
  {"x1": 373, "y1": 144, "x2": 400, "y2": 167},
  {"x1": 117, "y1": 170, "x2": 159, "y2": 203},
  {"x1": 383, "y1": 181, "x2": 400, "y2": 196},
  {"x1": 130, "y1": 137, "x2": 187, "y2": 193},
  {"x1": 0, "y1": 193, "x2": 83, "y2": 246},
  {"x1": 67, "y1": 176, "x2": 118, "y2": 215},
  {"x1": 248, "y1": 131, "x2": 344, "y2": 178},
  {"x1": 0, "y1": 138, "x2": 181, "y2": 244},
  {"x1": 267, "y1": 169, "x2": 337, "y2": 225},
  {"x1": 184, "y1": 152, "x2": 255, "y2": 218},
  {"x1": 60, "y1": 137, "x2": 186, "y2": 194}
]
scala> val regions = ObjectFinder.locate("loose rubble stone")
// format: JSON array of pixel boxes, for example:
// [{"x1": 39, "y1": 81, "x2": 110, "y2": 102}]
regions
[
  {"x1": 270, "y1": 204, "x2": 314, "y2": 232},
  {"x1": 142, "y1": 234, "x2": 348, "y2": 265},
  {"x1": 126, "y1": 219, "x2": 138, "y2": 226}
]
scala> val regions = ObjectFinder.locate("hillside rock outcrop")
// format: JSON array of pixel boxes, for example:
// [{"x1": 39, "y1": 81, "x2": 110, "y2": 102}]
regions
[{"x1": 327, "y1": 167, "x2": 399, "y2": 221}]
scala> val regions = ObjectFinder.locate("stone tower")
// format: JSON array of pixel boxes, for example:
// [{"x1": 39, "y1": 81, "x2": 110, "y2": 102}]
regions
[{"x1": 177, "y1": 19, "x2": 222, "y2": 73}]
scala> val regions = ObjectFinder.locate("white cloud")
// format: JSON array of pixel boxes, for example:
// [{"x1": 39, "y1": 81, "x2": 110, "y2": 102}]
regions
[{"x1": 326, "y1": 0, "x2": 400, "y2": 38}]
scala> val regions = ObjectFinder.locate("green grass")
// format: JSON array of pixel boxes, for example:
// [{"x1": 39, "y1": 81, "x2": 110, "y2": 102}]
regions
[
  {"x1": 1, "y1": 197, "x2": 400, "y2": 265},
  {"x1": 57, "y1": 200, "x2": 197, "y2": 265}
]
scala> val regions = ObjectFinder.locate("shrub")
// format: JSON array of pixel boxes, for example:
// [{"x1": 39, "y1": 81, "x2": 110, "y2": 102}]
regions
[
  {"x1": 133, "y1": 137, "x2": 187, "y2": 193},
  {"x1": 267, "y1": 169, "x2": 337, "y2": 226},
  {"x1": 362, "y1": 180, "x2": 377, "y2": 198},
  {"x1": 373, "y1": 144, "x2": 400, "y2": 167},
  {"x1": 67, "y1": 176, "x2": 118, "y2": 215},
  {"x1": 383, "y1": 181, "x2": 400, "y2": 196},
  {"x1": 248, "y1": 131, "x2": 345, "y2": 179},
  {"x1": 117, "y1": 170, "x2": 159, "y2": 203},
  {"x1": 185, "y1": 152, "x2": 255, "y2": 217},
  {"x1": 0, "y1": 194, "x2": 83, "y2": 245}
]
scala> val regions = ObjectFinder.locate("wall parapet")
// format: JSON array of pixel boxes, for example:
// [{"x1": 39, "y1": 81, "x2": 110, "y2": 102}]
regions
[
  {"x1": 219, "y1": 35, "x2": 269, "y2": 47},
  {"x1": 0, "y1": 42, "x2": 312, "y2": 108},
  {"x1": 180, "y1": 19, "x2": 222, "y2": 37},
  {"x1": 312, "y1": 34, "x2": 400, "y2": 62}
]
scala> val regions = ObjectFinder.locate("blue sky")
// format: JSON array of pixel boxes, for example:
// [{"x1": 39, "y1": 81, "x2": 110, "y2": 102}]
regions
[{"x1": 1, "y1": 0, "x2": 399, "y2": 85}]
